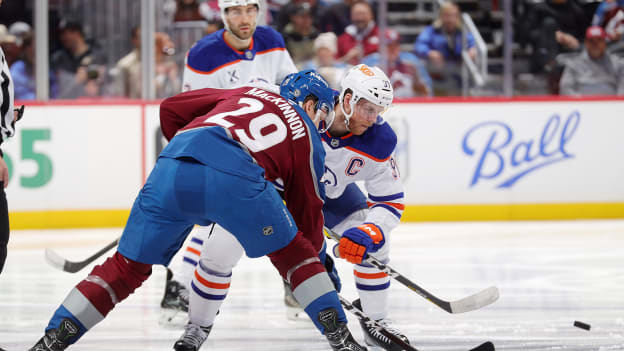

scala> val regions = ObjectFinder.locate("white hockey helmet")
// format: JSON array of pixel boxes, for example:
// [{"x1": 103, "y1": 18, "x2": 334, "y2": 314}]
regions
[
  {"x1": 339, "y1": 64, "x2": 393, "y2": 123},
  {"x1": 219, "y1": 0, "x2": 261, "y2": 30}
]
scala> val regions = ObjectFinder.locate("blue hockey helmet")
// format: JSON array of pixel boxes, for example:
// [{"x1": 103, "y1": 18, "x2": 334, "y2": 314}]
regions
[{"x1": 280, "y1": 70, "x2": 335, "y2": 133}]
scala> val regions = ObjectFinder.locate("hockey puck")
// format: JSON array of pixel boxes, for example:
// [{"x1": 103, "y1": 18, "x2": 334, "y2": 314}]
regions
[{"x1": 573, "y1": 321, "x2": 591, "y2": 330}]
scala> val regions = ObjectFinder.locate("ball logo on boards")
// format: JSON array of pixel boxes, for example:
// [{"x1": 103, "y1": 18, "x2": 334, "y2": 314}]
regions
[{"x1": 461, "y1": 111, "x2": 580, "y2": 188}]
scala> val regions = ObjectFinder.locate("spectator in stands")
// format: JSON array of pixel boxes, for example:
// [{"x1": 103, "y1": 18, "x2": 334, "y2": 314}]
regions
[
  {"x1": 318, "y1": 0, "x2": 355, "y2": 36},
  {"x1": 50, "y1": 19, "x2": 107, "y2": 99},
  {"x1": 302, "y1": 32, "x2": 349, "y2": 88},
  {"x1": 274, "y1": 0, "x2": 322, "y2": 33},
  {"x1": 174, "y1": 0, "x2": 205, "y2": 22},
  {"x1": 282, "y1": 2, "x2": 319, "y2": 67},
  {"x1": 414, "y1": 1, "x2": 475, "y2": 96},
  {"x1": 0, "y1": 24, "x2": 19, "y2": 67},
  {"x1": 591, "y1": 0, "x2": 624, "y2": 41},
  {"x1": 337, "y1": 0, "x2": 380, "y2": 65},
  {"x1": 520, "y1": 0, "x2": 588, "y2": 74},
  {"x1": 414, "y1": 2, "x2": 476, "y2": 66},
  {"x1": 8, "y1": 21, "x2": 31, "y2": 46},
  {"x1": 364, "y1": 29, "x2": 431, "y2": 97},
  {"x1": 10, "y1": 33, "x2": 59, "y2": 100},
  {"x1": 112, "y1": 28, "x2": 181, "y2": 99},
  {"x1": 559, "y1": 26, "x2": 624, "y2": 95},
  {"x1": 199, "y1": 0, "x2": 221, "y2": 23}
]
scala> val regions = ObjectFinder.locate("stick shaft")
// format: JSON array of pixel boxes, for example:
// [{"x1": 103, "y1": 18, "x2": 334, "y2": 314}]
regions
[{"x1": 326, "y1": 227, "x2": 498, "y2": 313}]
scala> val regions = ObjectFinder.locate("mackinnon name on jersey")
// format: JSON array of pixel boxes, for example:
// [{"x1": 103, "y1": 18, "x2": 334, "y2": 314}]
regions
[{"x1": 245, "y1": 87, "x2": 307, "y2": 141}]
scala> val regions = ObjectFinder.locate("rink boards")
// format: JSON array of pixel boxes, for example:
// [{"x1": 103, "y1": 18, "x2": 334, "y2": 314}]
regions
[{"x1": 5, "y1": 97, "x2": 624, "y2": 228}]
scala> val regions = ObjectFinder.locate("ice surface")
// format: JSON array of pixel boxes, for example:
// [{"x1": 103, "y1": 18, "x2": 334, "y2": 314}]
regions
[{"x1": 1, "y1": 221, "x2": 623, "y2": 350}]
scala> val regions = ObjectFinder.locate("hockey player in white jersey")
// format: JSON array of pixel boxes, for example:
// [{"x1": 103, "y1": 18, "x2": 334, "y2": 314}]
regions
[
  {"x1": 161, "y1": 0, "x2": 298, "y2": 319},
  {"x1": 181, "y1": 0, "x2": 297, "y2": 91},
  {"x1": 320, "y1": 64, "x2": 410, "y2": 350}
]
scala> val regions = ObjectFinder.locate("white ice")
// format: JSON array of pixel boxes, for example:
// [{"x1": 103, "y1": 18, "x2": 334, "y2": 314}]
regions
[{"x1": 1, "y1": 220, "x2": 623, "y2": 350}]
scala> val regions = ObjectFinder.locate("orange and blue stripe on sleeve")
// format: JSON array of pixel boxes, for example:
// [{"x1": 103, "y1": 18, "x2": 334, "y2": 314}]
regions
[{"x1": 366, "y1": 193, "x2": 404, "y2": 219}]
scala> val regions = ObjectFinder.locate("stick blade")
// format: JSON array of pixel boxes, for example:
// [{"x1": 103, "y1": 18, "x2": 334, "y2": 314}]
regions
[
  {"x1": 470, "y1": 341, "x2": 495, "y2": 351},
  {"x1": 449, "y1": 286, "x2": 499, "y2": 313},
  {"x1": 44, "y1": 248, "x2": 69, "y2": 272}
]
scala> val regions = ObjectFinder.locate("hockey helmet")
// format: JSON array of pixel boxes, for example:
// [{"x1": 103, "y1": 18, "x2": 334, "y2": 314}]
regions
[
  {"x1": 219, "y1": 0, "x2": 261, "y2": 30},
  {"x1": 280, "y1": 70, "x2": 336, "y2": 133},
  {"x1": 339, "y1": 64, "x2": 393, "y2": 124}
]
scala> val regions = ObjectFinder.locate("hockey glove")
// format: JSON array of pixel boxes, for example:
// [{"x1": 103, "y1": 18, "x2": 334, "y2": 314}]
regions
[{"x1": 338, "y1": 223, "x2": 385, "y2": 264}]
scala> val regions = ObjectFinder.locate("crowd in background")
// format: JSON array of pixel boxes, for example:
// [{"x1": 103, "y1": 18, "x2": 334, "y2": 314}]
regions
[{"x1": 0, "y1": 0, "x2": 622, "y2": 100}]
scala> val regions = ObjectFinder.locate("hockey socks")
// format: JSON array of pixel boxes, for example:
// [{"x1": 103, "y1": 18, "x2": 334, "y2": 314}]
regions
[
  {"x1": 44, "y1": 252, "x2": 151, "y2": 345},
  {"x1": 188, "y1": 260, "x2": 232, "y2": 327},
  {"x1": 269, "y1": 232, "x2": 347, "y2": 334},
  {"x1": 354, "y1": 263, "x2": 390, "y2": 320}
]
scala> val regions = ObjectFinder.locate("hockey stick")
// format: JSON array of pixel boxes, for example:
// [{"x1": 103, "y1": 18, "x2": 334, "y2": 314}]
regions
[
  {"x1": 326, "y1": 227, "x2": 499, "y2": 314},
  {"x1": 45, "y1": 237, "x2": 120, "y2": 273},
  {"x1": 339, "y1": 294, "x2": 418, "y2": 351}
]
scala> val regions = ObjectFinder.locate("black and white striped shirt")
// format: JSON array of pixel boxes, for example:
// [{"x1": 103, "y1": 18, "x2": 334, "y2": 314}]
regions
[{"x1": 0, "y1": 46, "x2": 15, "y2": 146}]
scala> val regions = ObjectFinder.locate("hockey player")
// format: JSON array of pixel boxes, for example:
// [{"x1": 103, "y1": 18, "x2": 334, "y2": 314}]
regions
[
  {"x1": 182, "y1": 0, "x2": 296, "y2": 91},
  {"x1": 322, "y1": 64, "x2": 410, "y2": 350},
  {"x1": 30, "y1": 71, "x2": 365, "y2": 351},
  {"x1": 161, "y1": 0, "x2": 299, "y2": 316}
]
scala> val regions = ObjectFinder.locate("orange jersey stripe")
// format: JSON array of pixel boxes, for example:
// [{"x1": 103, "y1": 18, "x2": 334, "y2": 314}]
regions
[
  {"x1": 194, "y1": 270, "x2": 231, "y2": 289},
  {"x1": 344, "y1": 146, "x2": 392, "y2": 162},
  {"x1": 367, "y1": 201, "x2": 405, "y2": 211},
  {"x1": 353, "y1": 270, "x2": 388, "y2": 279}
]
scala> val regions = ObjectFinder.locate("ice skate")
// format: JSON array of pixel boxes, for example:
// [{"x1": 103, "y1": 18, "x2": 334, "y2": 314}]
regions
[
  {"x1": 160, "y1": 268, "x2": 190, "y2": 326},
  {"x1": 318, "y1": 308, "x2": 367, "y2": 351},
  {"x1": 353, "y1": 299, "x2": 409, "y2": 351},
  {"x1": 173, "y1": 323, "x2": 212, "y2": 351},
  {"x1": 29, "y1": 318, "x2": 79, "y2": 351}
]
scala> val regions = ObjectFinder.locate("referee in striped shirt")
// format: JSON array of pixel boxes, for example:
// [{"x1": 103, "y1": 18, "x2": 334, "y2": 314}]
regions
[{"x1": 0, "y1": 0, "x2": 24, "y2": 275}]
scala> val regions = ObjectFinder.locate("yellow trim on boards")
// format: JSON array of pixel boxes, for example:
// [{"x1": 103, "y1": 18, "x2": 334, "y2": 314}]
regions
[
  {"x1": 10, "y1": 210, "x2": 130, "y2": 230},
  {"x1": 402, "y1": 203, "x2": 624, "y2": 221},
  {"x1": 8, "y1": 203, "x2": 624, "y2": 229}
]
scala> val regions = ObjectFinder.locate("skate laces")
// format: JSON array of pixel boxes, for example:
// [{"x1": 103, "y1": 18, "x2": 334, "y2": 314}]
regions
[
  {"x1": 179, "y1": 323, "x2": 208, "y2": 346},
  {"x1": 365, "y1": 318, "x2": 404, "y2": 344}
]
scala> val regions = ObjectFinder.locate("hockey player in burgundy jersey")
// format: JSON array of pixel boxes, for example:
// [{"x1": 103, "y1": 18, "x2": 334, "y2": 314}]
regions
[
  {"x1": 163, "y1": 0, "x2": 298, "y2": 318},
  {"x1": 30, "y1": 71, "x2": 366, "y2": 351}
]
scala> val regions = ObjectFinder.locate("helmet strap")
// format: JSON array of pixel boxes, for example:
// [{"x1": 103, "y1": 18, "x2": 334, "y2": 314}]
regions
[{"x1": 340, "y1": 93, "x2": 356, "y2": 131}]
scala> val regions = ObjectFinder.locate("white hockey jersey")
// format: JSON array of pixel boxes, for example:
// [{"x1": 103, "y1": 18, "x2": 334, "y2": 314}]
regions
[
  {"x1": 182, "y1": 26, "x2": 297, "y2": 91},
  {"x1": 320, "y1": 118, "x2": 404, "y2": 236}
]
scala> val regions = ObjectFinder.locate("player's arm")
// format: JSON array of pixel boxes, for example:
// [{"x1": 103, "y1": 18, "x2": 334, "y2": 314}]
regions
[
  {"x1": 362, "y1": 154, "x2": 404, "y2": 235},
  {"x1": 159, "y1": 88, "x2": 224, "y2": 140},
  {"x1": 339, "y1": 154, "x2": 404, "y2": 264},
  {"x1": 282, "y1": 142, "x2": 326, "y2": 252}
]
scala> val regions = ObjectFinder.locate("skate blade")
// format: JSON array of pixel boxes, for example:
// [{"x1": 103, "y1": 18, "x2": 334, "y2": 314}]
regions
[{"x1": 159, "y1": 308, "x2": 188, "y2": 328}]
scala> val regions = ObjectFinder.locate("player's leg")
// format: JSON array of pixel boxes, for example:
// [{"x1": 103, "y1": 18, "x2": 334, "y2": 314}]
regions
[
  {"x1": 327, "y1": 184, "x2": 409, "y2": 350},
  {"x1": 30, "y1": 157, "x2": 199, "y2": 350},
  {"x1": 174, "y1": 229, "x2": 244, "y2": 350},
  {"x1": 160, "y1": 224, "x2": 217, "y2": 317},
  {"x1": 197, "y1": 160, "x2": 364, "y2": 350}
]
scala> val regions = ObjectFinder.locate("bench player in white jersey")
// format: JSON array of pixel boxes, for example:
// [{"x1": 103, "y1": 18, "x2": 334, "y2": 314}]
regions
[
  {"x1": 320, "y1": 64, "x2": 410, "y2": 350},
  {"x1": 161, "y1": 0, "x2": 298, "y2": 318}
]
